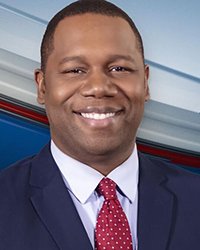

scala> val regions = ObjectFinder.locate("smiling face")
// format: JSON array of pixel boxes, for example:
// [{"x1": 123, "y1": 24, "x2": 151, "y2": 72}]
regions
[{"x1": 35, "y1": 14, "x2": 149, "y2": 174}]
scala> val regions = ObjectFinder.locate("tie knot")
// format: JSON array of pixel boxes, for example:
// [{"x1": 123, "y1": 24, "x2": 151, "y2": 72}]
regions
[{"x1": 97, "y1": 178, "x2": 117, "y2": 200}]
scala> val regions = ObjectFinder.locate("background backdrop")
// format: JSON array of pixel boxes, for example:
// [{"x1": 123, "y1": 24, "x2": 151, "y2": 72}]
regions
[{"x1": 0, "y1": 0, "x2": 200, "y2": 169}]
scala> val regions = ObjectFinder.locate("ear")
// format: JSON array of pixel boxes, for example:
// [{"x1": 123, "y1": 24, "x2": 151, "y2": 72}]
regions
[
  {"x1": 35, "y1": 69, "x2": 45, "y2": 105},
  {"x1": 144, "y1": 64, "x2": 150, "y2": 102}
]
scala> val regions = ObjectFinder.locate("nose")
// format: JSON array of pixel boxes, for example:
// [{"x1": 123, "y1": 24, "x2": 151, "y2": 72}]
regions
[{"x1": 79, "y1": 70, "x2": 118, "y2": 98}]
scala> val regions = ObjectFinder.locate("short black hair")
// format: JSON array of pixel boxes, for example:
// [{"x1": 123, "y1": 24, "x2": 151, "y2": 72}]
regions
[{"x1": 41, "y1": 0, "x2": 144, "y2": 71}]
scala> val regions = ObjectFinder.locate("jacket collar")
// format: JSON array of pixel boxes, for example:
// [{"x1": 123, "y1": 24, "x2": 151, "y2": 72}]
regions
[
  {"x1": 137, "y1": 153, "x2": 177, "y2": 250},
  {"x1": 29, "y1": 144, "x2": 93, "y2": 250}
]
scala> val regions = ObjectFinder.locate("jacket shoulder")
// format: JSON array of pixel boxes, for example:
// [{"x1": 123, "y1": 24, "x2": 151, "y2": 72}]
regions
[
  {"x1": 0, "y1": 155, "x2": 35, "y2": 199},
  {"x1": 139, "y1": 151, "x2": 200, "y2": 182}
]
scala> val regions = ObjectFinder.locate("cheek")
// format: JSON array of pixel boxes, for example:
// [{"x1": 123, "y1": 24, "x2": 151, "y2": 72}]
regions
[
  {"x1": 45, "y1": 80, "x2": 76, "y2": 105},
  {"x1": 118, "y1": 74, "x2": 146, "y2": 98},
  {"x1": 124, "y1": 83, "x2": 146, "y2": 121},
  {"x1": 125, "y1": 83, "x2": 146, "y2": 105}
]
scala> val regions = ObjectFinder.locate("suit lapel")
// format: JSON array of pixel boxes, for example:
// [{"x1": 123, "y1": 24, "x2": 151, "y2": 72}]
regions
[
  {"x1": 29, "y1": 144, "x2": 93, "y2": 250},
  {"x1": 137, "y1": 154, "x2": 176, "y2": 250}
]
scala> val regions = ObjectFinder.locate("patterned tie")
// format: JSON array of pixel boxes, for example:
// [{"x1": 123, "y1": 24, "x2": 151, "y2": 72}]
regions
[{"x1": 95, "y1": 178, "x2": 133, "y2": 250}]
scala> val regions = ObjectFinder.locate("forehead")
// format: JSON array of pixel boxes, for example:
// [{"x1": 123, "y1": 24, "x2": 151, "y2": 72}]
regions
[
  {"x1": 57, "y1": 13, "x2": 132, "y2": 29},
  {"x1": 53, "y1": 14, "x2": 137, "y2": 49},
  {"x1": 54, "y1": 13, "x2": 135, "y2": 35},
  {"x1": 47, "y1": 13, "x2": 142, "y2": 66}
]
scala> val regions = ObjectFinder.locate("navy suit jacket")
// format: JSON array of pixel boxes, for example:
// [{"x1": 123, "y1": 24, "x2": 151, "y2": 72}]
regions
[{"x1": 1, "y1": 144, "x2": 200, "y2": 250}]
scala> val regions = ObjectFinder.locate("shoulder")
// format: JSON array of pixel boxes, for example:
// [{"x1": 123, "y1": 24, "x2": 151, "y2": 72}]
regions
[
  {"x1": 138, "y1": 152, "x2": 200, "y2": 205},
  {"x1": 0, "y1": 155, "x2": 33, "y2": 179},
  {"x1": 0, "y1": 142, "x2": 51, "y2": 178},
  {"x1": 0, "y1": 143, "x2": 51, "y2": 196},
  {"x1": 0, "y1": 156, "x2": 35, "y2": 199},
  {"x1": 138, "y1": 151, "x2": 200, "y2": 185}
]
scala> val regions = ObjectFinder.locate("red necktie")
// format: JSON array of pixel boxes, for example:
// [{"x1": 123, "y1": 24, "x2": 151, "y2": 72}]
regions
[{"x1": 95, "y1": 178, "x2": 133, "y2": 250}]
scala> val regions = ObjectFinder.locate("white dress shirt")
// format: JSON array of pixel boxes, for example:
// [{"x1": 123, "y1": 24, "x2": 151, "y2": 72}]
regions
[{"x1": 51, "y1": 140, "x2": 139, "y2": 249}]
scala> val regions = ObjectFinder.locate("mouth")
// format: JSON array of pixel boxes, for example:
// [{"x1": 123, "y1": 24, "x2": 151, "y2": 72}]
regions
[
  {"x1": 80, "y1": 112, "x2": 116, "y2": 120},
  {"x1": 73, "y1": 107, "x2": 123, "y2": 127}
]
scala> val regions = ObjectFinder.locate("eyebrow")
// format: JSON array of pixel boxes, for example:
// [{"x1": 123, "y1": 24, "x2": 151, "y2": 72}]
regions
[
  {"x1": 59, "y1": 56, "x2": 86, "y2": 65},
  {"x1": 107, "y1": 55, "x2": 136, "y2": 64},
  {"x1": 59, "y1": 54, "x2": 136, "y2": 65}
]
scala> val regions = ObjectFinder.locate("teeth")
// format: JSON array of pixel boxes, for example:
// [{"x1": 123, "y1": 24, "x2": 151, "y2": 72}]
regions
[{"x1": 81, "y1": 112, "x2": 115, "y2": 120}]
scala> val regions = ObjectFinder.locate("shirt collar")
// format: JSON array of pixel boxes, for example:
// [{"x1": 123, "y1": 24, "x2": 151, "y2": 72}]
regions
[
  {"x1": 51, "y1": 140, "x2": 139, "y2": 204},
  {"x1": 107, "y1": 147, "x2": 139, "y2": 203}
]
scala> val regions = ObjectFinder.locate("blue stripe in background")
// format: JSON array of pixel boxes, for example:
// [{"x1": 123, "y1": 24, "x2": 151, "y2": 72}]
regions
[
  {"x1": 146, "y1": 59, "x2": 200, "y2": 84},
  {"x1": 0, "y1": 2, "x2": 48, "y2": 25},
  {"x1": 0, "y1": 111, "x2": 50, "y2": 169}
]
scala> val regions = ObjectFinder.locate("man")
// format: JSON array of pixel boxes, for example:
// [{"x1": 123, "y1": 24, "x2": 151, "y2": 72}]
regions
[{"x1": 0, "y1": 1, "x2": 200, "y2": 249}]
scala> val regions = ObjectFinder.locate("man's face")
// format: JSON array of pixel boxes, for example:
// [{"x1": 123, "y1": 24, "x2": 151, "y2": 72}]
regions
[{"x1": 35, "y1": 14, "x2": 149, "y2": 169}]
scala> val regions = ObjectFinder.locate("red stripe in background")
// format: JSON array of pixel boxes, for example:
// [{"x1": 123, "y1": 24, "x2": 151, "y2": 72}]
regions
[
  {"x1": 137, "y1": 144, "x2": 200, "y2": 168},
  {"x1": 1, "y1": 99, "x2": 199, "y2": 168},
  {"x1": 0, "y1": 99, "x2": 49, "y2": 125}
]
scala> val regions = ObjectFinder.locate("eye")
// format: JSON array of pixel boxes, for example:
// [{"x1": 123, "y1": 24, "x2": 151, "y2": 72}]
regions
[
  {"x1": 63, "y1": 68, "x2": 86, "y2": 74},
  {"x1": 110, "y1": 66, "x2": 130, "y2": 72}
]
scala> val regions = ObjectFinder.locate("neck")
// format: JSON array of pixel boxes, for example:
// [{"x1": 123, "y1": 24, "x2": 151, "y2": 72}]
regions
[
  {"x1": 52, "y1": 139, "x2": 135, "y2": 176},
  {"x1": 69, "y1": 144, "x2": 135, "y2": 176}
]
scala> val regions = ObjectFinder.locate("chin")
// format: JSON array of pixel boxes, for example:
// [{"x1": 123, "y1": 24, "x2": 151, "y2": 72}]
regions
[{"x1": 83, "y1": 139, "x2": 125, "y2": 156}]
